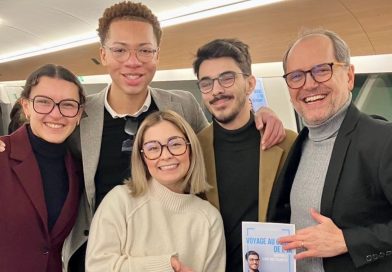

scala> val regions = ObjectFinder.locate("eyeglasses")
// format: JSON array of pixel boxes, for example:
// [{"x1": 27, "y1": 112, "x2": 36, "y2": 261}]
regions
[
  {"x1": 283, "y1": 62, "x2": 347, "y2": 89},
  {"x1": 104, "y1": 45, "x2": 159, "y2": 63},
  {"x1": 141, "y1": 136, "x2": 190, "y2": 160},
  {"x1": 28, "y1": 95, "x2": 81, "y2": 118},
  {"x1": 197, "y1": 71, "x2": 249, "y2": 94},
  {"x1": 248, "y1": 258, "x2": 260, "y2": 262},
  {"x1": 121, "y1": 117, "x2": 139, "y2": 153}
]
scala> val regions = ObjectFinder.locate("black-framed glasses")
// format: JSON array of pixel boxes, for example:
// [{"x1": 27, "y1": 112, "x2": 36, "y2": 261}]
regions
[
  {"x1": 141, "y1": 136, "x2": 190, "y2": 160},
  {"x1": 283, "y1": 62, "x2": 347, "y2": 89},
  {"x1": 248, "y1": 257, "x2": 260, "y2": 262},
  {"x1": 28, "y1": 95, "x2": 81, "y2": 118},
  {"x1": 103, "y1": 45, "x2": 159, "y2": 63},
  {"x1": 197, "y1": 71, "x2": 249, "y2": 94},
  {"x1": 121, "y1": 117, "x2": 139, "y2": 153}
]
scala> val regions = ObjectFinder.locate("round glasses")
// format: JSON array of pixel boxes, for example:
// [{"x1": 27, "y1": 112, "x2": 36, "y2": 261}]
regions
[
  {"x1": 28, "y1": 95, "x2": 81, "y2": 118},
  {"x1": 104, "y1": 45, "x2": 159, "y2": 63},
  {"x1": 141, "y1": 136, "x2": 190, "y2": 160},
  {"x1": 283, "y1": 62, "x2": 347, "y2": 89},
  {"x1": 197, "y1": 71, "x2": 249, "y2": 94}
]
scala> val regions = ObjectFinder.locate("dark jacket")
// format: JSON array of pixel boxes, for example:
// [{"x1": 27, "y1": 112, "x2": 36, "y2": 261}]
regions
[
  {"x1": 0, "y1": 125, "x2": 81, "y2": 272},
  {"x1": 267, "y1": 104, "x2": 392, "y2": 271}
]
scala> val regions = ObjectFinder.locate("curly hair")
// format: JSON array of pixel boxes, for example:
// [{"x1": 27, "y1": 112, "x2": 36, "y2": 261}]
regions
[{"x1": 97, "y1": 1, "x2": 162, "y2": 45}]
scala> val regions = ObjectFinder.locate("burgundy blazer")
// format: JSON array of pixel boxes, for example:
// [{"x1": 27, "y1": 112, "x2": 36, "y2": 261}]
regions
[{"x1": 0, "y1": 125, "x2": 81, "y2": 272}]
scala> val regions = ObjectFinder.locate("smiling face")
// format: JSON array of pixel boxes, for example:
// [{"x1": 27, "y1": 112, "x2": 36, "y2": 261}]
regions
[
  {"x1": 100, "y1": 19, "x2": 159, "y2": 105},
  {"x1": 142, "y1": 120, "x2": 190, "y2": 193},
  {"x1": 248, "y1": 254, "x2": 260, "y2": 271},
  {"x1": 21, "y1": 76, "x2": 82, "y2": 143},
  {"x1": 285, "y1": 35, "x2": 355, "y2": 125},
  {"x1": 198, "y1": 57, "x2": 255, "y2": 130}
]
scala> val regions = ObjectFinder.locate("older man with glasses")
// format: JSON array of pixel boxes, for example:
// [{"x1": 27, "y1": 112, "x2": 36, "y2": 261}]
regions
[{"x1": 267, "y1": 29, "x2": 392, "y2": 272}]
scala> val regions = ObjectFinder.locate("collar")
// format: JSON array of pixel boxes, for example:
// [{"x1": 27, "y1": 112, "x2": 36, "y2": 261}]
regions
[{"x1": 104, "y1": 85, "x2": 152, "y2": 119}]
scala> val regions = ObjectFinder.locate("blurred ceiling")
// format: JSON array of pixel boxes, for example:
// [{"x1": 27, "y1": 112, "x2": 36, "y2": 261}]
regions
[{"x1": 0, "y1": 0, "x2": 391, "y2": 81}]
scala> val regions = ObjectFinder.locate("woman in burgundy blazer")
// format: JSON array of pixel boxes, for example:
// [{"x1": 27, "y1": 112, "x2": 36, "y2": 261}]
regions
[{"x1": 0, "y1": 64, "x2": 85, "y2": 272}]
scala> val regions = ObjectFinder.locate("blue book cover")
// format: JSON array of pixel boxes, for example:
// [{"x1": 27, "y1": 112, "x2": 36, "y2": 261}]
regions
[
  {"x1": 242, "y1": 222, "x2": 296, "y2": 272},
  {"x1": 249, "y1": 78, "x2": 268, "y2": 112}
]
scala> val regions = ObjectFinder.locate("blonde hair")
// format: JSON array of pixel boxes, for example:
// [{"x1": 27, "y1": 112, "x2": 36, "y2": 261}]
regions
[{"x1": 127, "y1": 110, "x2": 211, "y2": 197}]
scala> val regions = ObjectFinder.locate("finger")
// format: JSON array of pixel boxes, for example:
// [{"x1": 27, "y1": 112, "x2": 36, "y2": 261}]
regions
[
  {"x1": 261, "y1": 122, "x2": 276, "y2": 150},
  {"x1": 282, "y1": 241, "x2": 302, "y2": 251},
  {"x1": 0, "y1": 142, "x2": 5, "y2": 152},
  {"x1": 254, "y1": 111, "x2": 265, "y2": 130},
  {"x1": 310, "y1": 208, "x2": 329, "y2": 224},
  {"x1": 295, "y1": 249, "x2": 317, "y2": 260},
  {"x1": 278, "y1": 234, "x2": 298, "y2": 244}
]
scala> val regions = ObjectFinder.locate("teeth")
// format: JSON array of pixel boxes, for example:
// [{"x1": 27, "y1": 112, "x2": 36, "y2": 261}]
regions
[
  {"x1": 305, "y1": 95, "x2": 326, "y2": 103},
  {"x1": 159, "y1": 164, "x2": 177, "y2": 170},
  {"x1": 125, "y1": 74, "x2": 141, "y2": 79},
  {"x1": 46, "y1": 123, "x2": 63, "y2": 129}
]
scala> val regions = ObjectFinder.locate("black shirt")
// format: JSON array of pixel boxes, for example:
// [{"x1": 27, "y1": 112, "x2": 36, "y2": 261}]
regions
[
  {"x1": 94, "y1": 99, "x2": 158, "y2": 208},
  {"x1": 214, "y1": 114, "x2": 260, "y2": 272}
]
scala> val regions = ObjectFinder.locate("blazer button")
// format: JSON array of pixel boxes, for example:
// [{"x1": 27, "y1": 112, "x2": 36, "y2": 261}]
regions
[
  {"x1": 366, "y1": 255, "x2": 372, "y2": 262},
  {"x1": 386, "y1": 250, "x2": 392, "y2": 256},
  {"x1": 43, "y1": 248, "x2": 49, "y2": 255},
  {"x1": 372, "y1": 254, "x2": 378, "y2": 260},
  {"x1": 84, "y1": 230, "x2": 89, "y2": 236},
  {"x1": 379, "y1": 252, "x2": 385, "y2": 258}
]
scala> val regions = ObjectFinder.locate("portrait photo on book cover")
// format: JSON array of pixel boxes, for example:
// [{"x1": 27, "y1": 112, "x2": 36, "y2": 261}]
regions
[{"x1": 242, "y1": 222, "x2": 296, "y2": 272}]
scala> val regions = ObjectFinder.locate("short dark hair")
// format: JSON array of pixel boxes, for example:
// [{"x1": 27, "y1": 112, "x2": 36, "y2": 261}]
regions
[
  {"x1": 97, "y1": 1, "x2": 162, "y2": 45},
  {"x1": 245, "y1": 250, "x2": 259, "y2": 260},
  {"x1": 20, "y1": 64, "x2": 85, "y2": 105},
  {"x1": 193, "y1": 38, "x2": 252, "y2": 78}
]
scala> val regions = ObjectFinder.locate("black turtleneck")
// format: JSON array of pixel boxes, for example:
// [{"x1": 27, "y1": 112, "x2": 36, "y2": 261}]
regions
[
  {"x1": 27, "y1": 126, "x2": 68, "y2": 231},
  {"x1": 213, "y1": 114, "x2": 260, "y2": 272}
]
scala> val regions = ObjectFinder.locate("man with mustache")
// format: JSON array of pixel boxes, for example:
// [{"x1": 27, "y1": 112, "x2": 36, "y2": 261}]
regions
[
  {"x1": 267, "y1": 29, "x2": 392, "y2": 272},
  {"x1": 194, "y1": 38, "x2": 297, "y2": 271}
]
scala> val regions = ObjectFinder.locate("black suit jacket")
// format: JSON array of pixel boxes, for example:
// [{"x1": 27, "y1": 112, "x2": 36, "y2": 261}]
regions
[{"x1": 267, "y1": 104, "x2": 392, "y2": 271}]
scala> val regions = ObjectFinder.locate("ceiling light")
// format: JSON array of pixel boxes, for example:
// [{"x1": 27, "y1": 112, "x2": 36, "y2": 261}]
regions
[{"x1": 0, "y1": 0, "x2": 283, "y2": 63}]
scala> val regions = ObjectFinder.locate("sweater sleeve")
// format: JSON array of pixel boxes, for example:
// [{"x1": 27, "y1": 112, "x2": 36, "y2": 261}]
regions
[
  {"x1": 85, "y1": 186, "x2": 175, "y2": 272},
  {"x1": 203, "y1": 207, "x2": 226, "y2": 272}
]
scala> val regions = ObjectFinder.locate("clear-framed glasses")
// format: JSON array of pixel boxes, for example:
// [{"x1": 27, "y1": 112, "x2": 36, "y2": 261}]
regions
[
  {"x1": 283, "y1": 62, "x2": 347, "y2": 89},
  {"x1": 104, "y1": 45, "x2": 159, "y2": 63},
  {"x1": 28, "y1": 95, "x2": 81, "y2": 118},
  {"x1": 121, "y1": 117, "x2": 139, "y2": 153},
  {"x1": 141, "y1": 136, "x2": 190, "y2": 160},
  {"x1": 197, "y1": 71, "x2": 249, "y2": 94}
]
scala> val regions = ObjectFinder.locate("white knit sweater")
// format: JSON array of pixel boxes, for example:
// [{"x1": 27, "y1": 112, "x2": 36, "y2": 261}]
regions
[{"x1": 86, "y1": 179, "x2": 226, "y2": 272}]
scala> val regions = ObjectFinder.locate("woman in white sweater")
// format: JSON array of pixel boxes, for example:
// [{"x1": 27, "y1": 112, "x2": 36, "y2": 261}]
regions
[{"x1": 86, "y1": 110, "x2": 226, "y2": 272}]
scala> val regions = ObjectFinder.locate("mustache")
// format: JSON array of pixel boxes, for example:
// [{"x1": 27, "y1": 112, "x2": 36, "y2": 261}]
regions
[{"x1": 209, "y1": 94, "x2": 233, "y2": 105}]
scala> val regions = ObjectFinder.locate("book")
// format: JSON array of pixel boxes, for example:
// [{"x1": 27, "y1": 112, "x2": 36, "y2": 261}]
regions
[{"x1": 242, "y1": 222, "x2": 296, "y2": 272}]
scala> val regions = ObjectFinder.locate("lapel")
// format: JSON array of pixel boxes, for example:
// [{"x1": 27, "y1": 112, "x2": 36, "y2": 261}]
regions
[
  {"x1": 80, "y1": 88, "x2": 106, "y2": 209},
  {"x1": 198, "y1": 125, "x2": 220, "y2": 209},
  {"x1": 259, "y1": 144, "x2": 284, "y2": 221},
  {"x1": 50, "y1": 152, "x2": 81, "y2": 239},
  {"x1": 10, "y1": 126, "x2": 48, "y2": 231},
  {"x1": 320, "y1": 104, "x2": 360, "y2": 216},
  {"x1": 151, "y1": 88, "x2": 183, "y2": 115}
]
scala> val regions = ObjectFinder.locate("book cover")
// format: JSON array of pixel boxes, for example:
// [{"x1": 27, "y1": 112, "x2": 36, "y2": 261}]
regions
[{"x1": 242, "y1": 222, "x2": 296, "y2": 272}]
